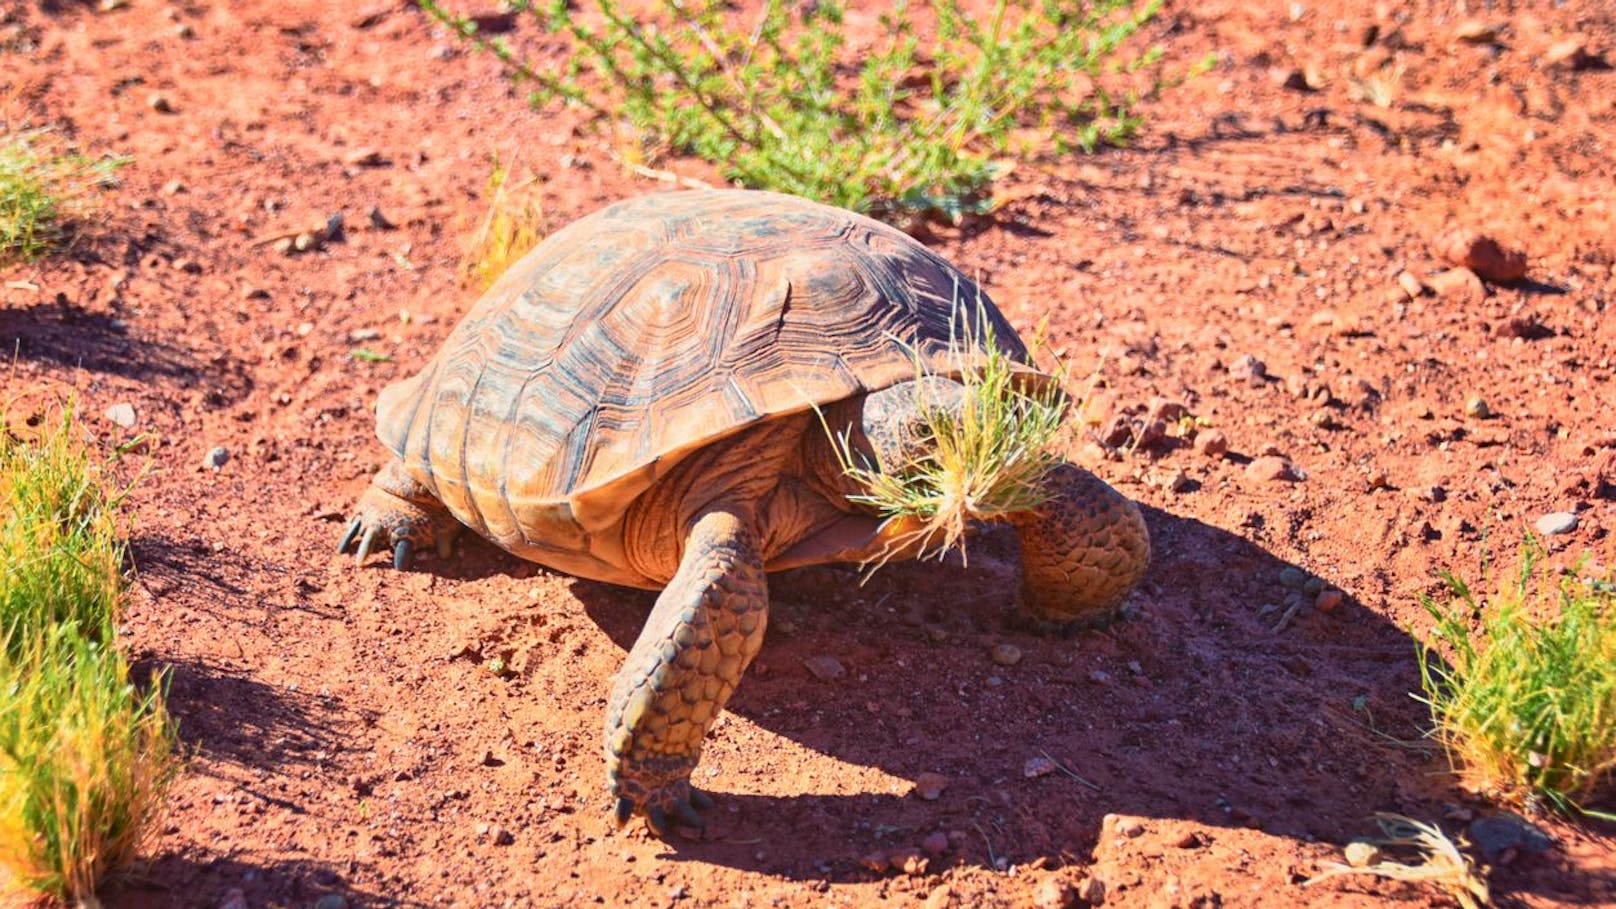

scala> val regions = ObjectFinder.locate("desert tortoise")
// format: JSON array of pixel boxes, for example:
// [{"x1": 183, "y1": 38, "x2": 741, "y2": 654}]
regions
[{"x1": 341, "y1": 188, "x2": 1149, "y2": 834}]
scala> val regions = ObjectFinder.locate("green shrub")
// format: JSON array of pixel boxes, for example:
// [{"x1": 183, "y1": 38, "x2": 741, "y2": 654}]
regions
[
  {"x1": 0, "y1": 130, "x2": 128, "y2": 265},
  {"x1": 422, "y1": 0, "x2": 1210, "y2": 224},
  {"x1": 0, "y1": 409, "x2": 178, "y2": 904},
  {"x1": 1418, "y1": 539, "x2": 1616, "y2": 819}
]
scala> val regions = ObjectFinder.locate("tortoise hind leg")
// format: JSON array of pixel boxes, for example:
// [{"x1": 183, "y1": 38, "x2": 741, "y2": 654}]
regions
[
  {"x1": 605, "y1": 505, "x2": 767, "y2": 835},
  {"x1": 1008, "y1": 462, "x2": 1150, "y2": 631},
  {"x1": 340, "y1": 458, "x2": 462, "y2": 569}
]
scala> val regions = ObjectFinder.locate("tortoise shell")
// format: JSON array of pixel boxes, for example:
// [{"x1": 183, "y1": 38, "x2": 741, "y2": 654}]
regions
[{"x1": 376, "y1": 189, "x2": 1035, "y2": 582}]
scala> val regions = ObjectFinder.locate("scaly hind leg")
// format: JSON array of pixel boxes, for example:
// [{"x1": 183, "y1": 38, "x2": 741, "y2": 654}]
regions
[
  {"x1": 604, "y1": 506, "x2": 767, "y2": 836},
  {"x1": 339, "y1": 458, "x2": 462, "y2": 569},
  {"x1": 1008, "y1": 462, "x2": 1150, "y2": 632}
]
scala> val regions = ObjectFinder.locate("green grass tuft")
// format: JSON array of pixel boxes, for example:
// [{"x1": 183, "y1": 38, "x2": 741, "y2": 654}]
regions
[
  {"x1": 827, "y1": 303, "x2": 1067, "y2": 562},
  {"x1": 0, "y1": 129, "x2": 128, "y2": 265},
  {"x1": 422, "y1": 0, "x2": 1211, "y2": 225},
  {"x1": 0, "y1": 407, "x2": 178, "y2": 905},
  {"x1": 1418, "y1": 538, "x2": 1616, "y2": 820}
]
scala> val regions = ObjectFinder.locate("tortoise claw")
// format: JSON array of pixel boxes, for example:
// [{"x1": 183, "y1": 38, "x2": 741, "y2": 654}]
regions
[
  {"x1": 615, "y1": 797, "x2": 635, "y2": 827},
  {"x1": 688, "y1": 787, "x2": 714, "y2": 812},
  {"x1": 355, "y1": 524, "x2": 382, "y2": 566},
  {"x1": 671, "y1": 797, "x2": 705, "y2": 829},
  {"x1": 393, "y1": 538, "x2": 413, "y2": 570},
  {"x1": 647, "y1": 806, "x2": 669, "y2": 837},
  {"x1": 337, "y1": 518, "x2": 363, "y2": 553}
]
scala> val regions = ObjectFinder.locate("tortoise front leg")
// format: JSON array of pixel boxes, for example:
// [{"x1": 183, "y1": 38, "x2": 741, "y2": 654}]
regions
[
  {"x1": 1008, "y1": 462, "x2": 1150, "y2": 630},
  {"x1": 339, "y1": 458, "x2": 462, "y2": 569},
  {"x1": 604, "y1": 506, "x2": 767, "y2": 835}
]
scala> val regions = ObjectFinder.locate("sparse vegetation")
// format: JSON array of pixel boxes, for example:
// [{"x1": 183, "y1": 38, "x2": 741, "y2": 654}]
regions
[
  {"x1": 1418, "y1": 539, "x2": 1616, "y2": 819},
  {"x1": 462, "y1": 155, "x2": 546, "y2": 289},
  {"x1": 0, "y1": 408, "x2": 178, "y2": 905},
  {"x1": 1305, "y1": 813, "x2": 1489, "y2": 909},
  {"x1": 826, "y1": 303, "x2": 1067, "y2": 561},
  {"x1": 422, "y1": 0, "x2": 1210, "y2": 224},
  {"x1": 0, "y1": 129, "x2": 128, "y2": 265}
]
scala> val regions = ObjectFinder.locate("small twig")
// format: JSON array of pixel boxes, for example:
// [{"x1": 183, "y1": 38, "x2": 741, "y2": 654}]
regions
[
  {"x1": 603, "y1": 147, "x2": 714, "y2": 190},
  {"x1": 1039, "y1": 749, "x2": 1102, "y2": 792}
]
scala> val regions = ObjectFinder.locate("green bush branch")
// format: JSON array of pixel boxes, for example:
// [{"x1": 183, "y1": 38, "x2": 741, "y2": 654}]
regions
[{"x1": 422, "y1": 0, "x2": 1207, "y2": 223}]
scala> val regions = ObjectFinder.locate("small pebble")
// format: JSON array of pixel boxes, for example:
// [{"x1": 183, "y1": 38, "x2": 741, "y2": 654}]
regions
[
  {"x1": 161, "y1": 178, "x2": 185, "y2": 195},
  {"x1": 1120, "y1": 819, "x2": 1146, "y2": 838},
  {"x1": 1078, "y1": 877, "x2": 1106, "y2": 906},
  {"x1": 802, "y1": 655, "x2": 846, "y2": 682},
  {"x1": 1034, "y1": 877, "x2": 1076, "y2": 909},
  {"x1": 990, "y1": 643, "x2": 1022, "y2": 666},
  {"x1": 1425, "y1": 267, "x2": 1486, "y2": 303},
  {"x1": 1023, "y1": 755, "x2": 1057, "y2": 778},
  {"x1": 1314, "y1": 589, "x2": 1344, "y2": 613},
  {"x1": 921, "y1": 831, "x2": 950, "y2": 855},
  {"x1": 1453, "y1": 21, "x2": 1500, "y2": 44},
  {"x1": 914, "y1": 772, "x2": 949, "y2": 801},
  {"x1": 1464, "y1": 396, "x2": 1492, "y2": 419},
  {"x1": 1534, "y1": 512, "x2": 1578, "y2": 536},
  {"x1": 203, "y1": 446, "x2": 230, "y2": 470},
  {"x1": 349, "y1": 328, "x2": 382, "y2": 342},
  {"x1": 1278, "y1": 566, "x2": 1307, "y2": 589},
  {"x1": 1365, "y1": 468, "x2": 1390, "y2": 490},
  {"x1": 105, "y1": 402, "x2": 137, "y2": 428},
  {"x1": 293, "y1": 232, "x2": 318, "y2": 252},
  {"x1": 1395, "y1": 270, "x2": 1425, "y2": 299},
  {"x1": 147, "y1": 92, "x2": 173, "y2": 112},
  {"x1": 367, "y1": 206, "x2": 395, "y2": 229},
  {"x1": 1343, "y1": 841, "x2": 1381, "y2": 867},
  {"x1": 1228, "y1": 354, "x2": 1268, "y2": 384},
  {"x1": 1087, "y1": 669, "x2": 1111, "y2": 685},
  {"x1": 1302, "y1": 576, "x2": 1326, "y2": 596},
  {"x1": 890, "y1": 847, "x2": 928, "y2": 875},
  {"x1": 1193, "y1": 429, "x2": 1229, "y2": 458},
  {"x1": 1172, "y1": 830, "x2": 1203, "y2": 849},
  {"x1": 1247, "y1": 455, "x2": 1303, "y2": 482}
]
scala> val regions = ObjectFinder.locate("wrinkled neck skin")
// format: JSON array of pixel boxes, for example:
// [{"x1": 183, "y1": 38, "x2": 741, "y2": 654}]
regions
[{"x1": 620, "y1": 403, "x2": 877, "y2": 584}]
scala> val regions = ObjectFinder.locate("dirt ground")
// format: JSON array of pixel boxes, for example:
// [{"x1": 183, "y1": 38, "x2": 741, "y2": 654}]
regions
[{"x1": 2, "y1": 1, "x2": 1614, "y2": 907}]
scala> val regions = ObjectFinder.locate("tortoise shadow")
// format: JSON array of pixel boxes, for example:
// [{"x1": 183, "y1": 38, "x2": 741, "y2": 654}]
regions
[
  {"x1": 0, "y1": 297, "x2": 254, "y2": 406},
  {"x1": 570, "y1": 504, "x2": 1480, "y2": 881}
]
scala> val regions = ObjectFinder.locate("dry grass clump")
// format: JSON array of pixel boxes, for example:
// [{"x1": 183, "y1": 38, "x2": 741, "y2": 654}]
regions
[
  {"x1": 462, "y1": 155, "x2": 545, "y2": 289},
  {"x1": 1418, "y1": 539, "x2": 1616, "y2": 820},
  {"x1": 0, "y1": 407, "x2": 178, "y2": 906},
  {"x1": 1305, "y1": 813, "x2": 1489, "y2": 909}
]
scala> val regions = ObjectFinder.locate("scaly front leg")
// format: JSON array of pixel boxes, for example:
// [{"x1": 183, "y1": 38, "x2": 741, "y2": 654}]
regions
[
  {"x1": 1008, "y1": 462, "x2": 1150, "y2": 630},
  {"x1": 604, "y1": 506, "x2": 768, "y2": 835}
]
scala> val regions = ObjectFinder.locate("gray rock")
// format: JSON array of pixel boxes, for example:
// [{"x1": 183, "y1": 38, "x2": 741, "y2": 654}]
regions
[
  {"x1": 1468, "y1": 814, "x2": 1553, "y2": 864},
  {"x1": 802, "y1": 655, "x2": 845, "y2": 682},
  {"x1": 204, "y1": 446, "x2": 230, "y2": 470},
  {"x1": 105, "y1": 402, "x2": 137, "y2": 429},
  {"x1": 1534, "y1": 512, "x2": 1578, "y2": 536}
]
